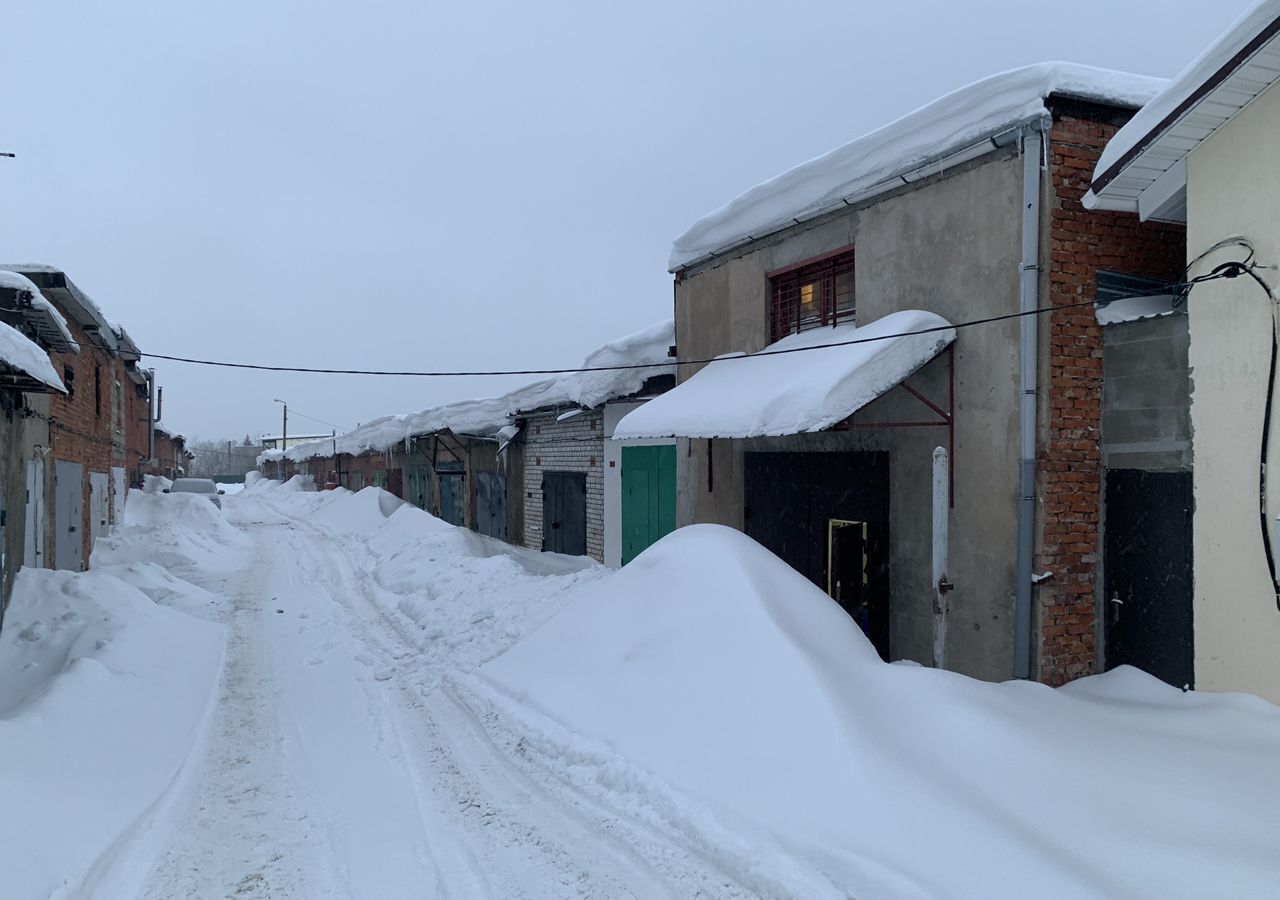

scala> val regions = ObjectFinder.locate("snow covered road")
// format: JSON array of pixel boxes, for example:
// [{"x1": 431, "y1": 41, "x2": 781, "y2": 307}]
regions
[
  {"x1": 8, "y1": 479, "x2": 1278, "y2": 899},
  {"x1": 97, "y1": 488, "x2": 754, "y2": 900}
]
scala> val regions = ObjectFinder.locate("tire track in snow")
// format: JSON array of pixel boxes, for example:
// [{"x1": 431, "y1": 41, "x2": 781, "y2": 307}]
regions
[{"x1": 261, "y1": 493, "x2": 763, "y2": 900}]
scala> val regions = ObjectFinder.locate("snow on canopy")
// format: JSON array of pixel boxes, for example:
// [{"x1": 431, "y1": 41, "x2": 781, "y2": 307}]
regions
[
  {"x1": 286, "y1": 321, "x2": 675, "y2": 462},
  {"x1": 0, "y1": 269, "x2": 80, "y2": 352},
  {"x1": 0, "y1": 319, "x2": 65, "y2": 392},
  {"x1": 1088, "y1": 0, "x2": 1280, "y2": 201},
  {"x1": 612, "y1": 310, "x2": 953, "y2": 440},
  {"x1": 480, "y1": 524, "x2": 1280, "y2": 898},
  {"x1": 670, "y1": 62, "x2": 1165, "y2": 271}
]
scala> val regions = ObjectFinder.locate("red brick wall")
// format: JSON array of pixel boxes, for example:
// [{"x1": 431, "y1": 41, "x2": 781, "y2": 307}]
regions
[
  {"x1": 1037, "y1": 113, "x2": 1186, "y2": 684},
  {"x1": 45, "y1": 319, "x2": 120, "y2": 565},
  {"x1": 123, "y1": 372, "x2": 150, "y2": 486}
]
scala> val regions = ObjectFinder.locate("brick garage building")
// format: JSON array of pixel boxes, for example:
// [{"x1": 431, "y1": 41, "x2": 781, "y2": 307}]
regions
[
  {"x1": 645, "y1": 64, "x2": 1187, "y2": 684},
  {"x1": 519, "y1": 409, "x2": 605, "y2": 560}
]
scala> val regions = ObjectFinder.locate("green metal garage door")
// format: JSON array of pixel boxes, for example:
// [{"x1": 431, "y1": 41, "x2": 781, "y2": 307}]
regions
[{"x1": 621, "y1": 445, "x2": 676, "y2": 565}]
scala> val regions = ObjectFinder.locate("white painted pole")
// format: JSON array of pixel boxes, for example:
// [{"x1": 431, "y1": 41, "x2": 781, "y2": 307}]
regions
[{"x1": 932, "y1": 446, "x2": 951, "y2": 670}]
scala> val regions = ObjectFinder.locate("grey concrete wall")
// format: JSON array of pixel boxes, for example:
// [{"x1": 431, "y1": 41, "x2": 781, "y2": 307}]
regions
[
  {"x1": 1102, "y1": 313, "x2": 1191, "y2": 472},
  {"x1": 674, "y1": 150, "x2": 1024, "y2": 680}
]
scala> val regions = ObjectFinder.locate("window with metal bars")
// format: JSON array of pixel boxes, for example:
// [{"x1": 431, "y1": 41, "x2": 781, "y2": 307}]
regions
[{"x1": 769, "y1": 249, "x2": 856, "y2": 343}]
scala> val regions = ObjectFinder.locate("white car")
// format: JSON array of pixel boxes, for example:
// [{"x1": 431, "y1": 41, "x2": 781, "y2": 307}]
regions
[{"x1": 166, "y1": 477, "x2": 226, "y2": 509}]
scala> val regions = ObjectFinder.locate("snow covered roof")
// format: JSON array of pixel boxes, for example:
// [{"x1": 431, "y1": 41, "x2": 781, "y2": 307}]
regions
[
  {"x1": 1086, "y1": 0, "x2": 1280, "y2": 219},
  {"x1": 0, "y1": 270, "x2": 80, "y2": 354},
  {"x1": 612, "y1": 310, "x2": 954, "y2": 440},
  {"x1": 0, "y1": 320, "x2": 66, "y2": 393},
  {"x1": 286, "y1": 321, "x2": 676, "y2": 462},
  {"x1": 0, "y1": 265, "x2": 118, "y2": 353},
  {"x1": 670, "y1": 62, "x2": 1166, "y2": 272}
]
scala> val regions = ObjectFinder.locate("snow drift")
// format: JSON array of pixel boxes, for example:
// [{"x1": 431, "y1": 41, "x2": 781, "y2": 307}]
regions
[
  {"x1": 481, "y1": 525, "x2": 1280, "y2": 899},
  {"x1": 0, "y1": 563, "x2": 225, "y2": 899},
  {"x1": 91, "y1": 490, "x2": 248, "y2": 579}
]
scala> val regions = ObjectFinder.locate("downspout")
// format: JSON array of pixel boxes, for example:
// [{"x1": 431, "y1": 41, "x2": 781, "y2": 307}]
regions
[{"x1": 1013, "y1": 124, "x2": 1045, "y2": 681}]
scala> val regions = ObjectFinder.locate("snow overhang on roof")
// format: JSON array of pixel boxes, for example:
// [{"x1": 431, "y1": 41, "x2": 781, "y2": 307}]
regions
[
  {"x1": 1085, "y1": 0, "x2": 1280, "y2": 221},
  {"x1": 611, "y1": 310, "x2": 955, "y2": 440},
  {"x1": 0, "y1": 265, "x2": 118, "y2": 354},
  {"x1": 670, "y1": 62, "x2": 1165, "y2": 272},
  {"x1": 0, "y1": 320, "x2": 66, "y2": 394},
  {"x1": 0, "y1": 270, "x2": 80, "y2": 354}
]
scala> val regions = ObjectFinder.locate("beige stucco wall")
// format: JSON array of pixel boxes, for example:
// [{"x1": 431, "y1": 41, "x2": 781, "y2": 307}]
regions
[
  {"x1": 1186, "y1": 80, "x2": 1280, "y2": 702},
  {"x1": 673, "y1": 151, "x2": 1025, "y2": 679}
]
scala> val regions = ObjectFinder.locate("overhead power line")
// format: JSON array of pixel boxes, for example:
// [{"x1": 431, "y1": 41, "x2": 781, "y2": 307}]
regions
[{"x1": 135, "y1": 265, "x2": 1265, "y2": 379}]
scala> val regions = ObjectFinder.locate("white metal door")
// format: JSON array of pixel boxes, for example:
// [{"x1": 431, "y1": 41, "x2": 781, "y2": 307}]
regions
[
  {"x1": 110, "y1": 466, "x2": 127, "y2": 526},
  {"x1": 88, "y1": 471, "x2": 109, "y2": 552},
  {"x1": 24, "y1": 458, "x2": 45, "y2": 568}
]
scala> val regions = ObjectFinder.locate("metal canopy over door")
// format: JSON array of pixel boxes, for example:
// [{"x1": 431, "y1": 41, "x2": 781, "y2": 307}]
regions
[
  {"x1": 438, "y1": 462, "x2": 465, "y2": 526},
  {"x1": 475, "y1": 471, "x2": 507, "y2": 541},
  {"x1": 24, "y1": 458, "x2": 45, "y2": 568},
  {"x1": 621, "y1": 445, "x2": 676, "y2": 565},
  {"x1": 88, "y1": 471, "x2": 109, "y2": 550},
  {"x1": 54, "y1": 460, "x2": 84, "y2": 572},
  {"x1": 1103, "y1": 469, "x2": 1194, "y2": 688},
  {"x1": 744, "y1": 451, "x2": 891, "y2": 659},
  {"x1": 542, "y1": 471, "x2": 586, "y2": 556}
]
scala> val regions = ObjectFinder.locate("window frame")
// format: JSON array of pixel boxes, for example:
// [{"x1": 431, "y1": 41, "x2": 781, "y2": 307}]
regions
[{"x1": 768, "y1": 247, "x2": 856, "y2": 343}]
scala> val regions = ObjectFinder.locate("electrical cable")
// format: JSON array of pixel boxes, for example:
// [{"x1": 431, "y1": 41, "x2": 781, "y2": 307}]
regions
[{"x1": 134, "y1": 269, "x2": 1245, "y2": 379}]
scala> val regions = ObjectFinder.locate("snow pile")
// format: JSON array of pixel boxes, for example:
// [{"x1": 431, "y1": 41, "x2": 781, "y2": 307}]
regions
[
  {"x1": 614, "y1": 310, "x2": 954, "y2": 439},
  {"x1": 91, "y1": 490, "x2": 249, "y2": 579},
  {"x1": 0, "y1": 561, "x2": 225, "y2": 899},
  {"x1": 142, "y1": 474, "x2": 172, "y2": 494},
  {"x1": 1089, "y1": 0, "x2": 1280, "y2": 199},
  {"x1": 480, "y1": 525, "x2": 1280, "y2": 899},
  {"x1": 0, "y1": 269, "x2": 80, "y2": 352},
  {"x1": 286, "y1": 321, "x2": 674, "y2": 463},
  {"x1": 0, "y1": 319, "x2": 65, "y2": 391},
  {"x1": 671, "y1": 62, "x2": 1165, "y2": 270},
  {"x1": 258, "y1": 486, "x2": 602, "y2": 684}
]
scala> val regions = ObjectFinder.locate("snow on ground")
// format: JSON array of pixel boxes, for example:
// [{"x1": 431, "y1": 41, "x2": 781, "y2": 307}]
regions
[
  {"x1": 480, "y1": 525, "x2": 1280, "y2": 899},
  {"x1": 0, "y1": 496, "x2": 234, "y2": 900},
  {"x1": 5, "y1": 477, "x2": 1279, "y2": 899},
  {"x1": 613, "y1": 310, "x2": 955, "y2": 439}
]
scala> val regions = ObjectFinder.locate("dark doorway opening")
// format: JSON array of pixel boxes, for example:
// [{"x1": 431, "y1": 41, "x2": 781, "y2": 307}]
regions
[
  {"x1": 1103, "y1": 468, "x2": 1194, "y2": 688},
  {"x1": 745, "y1": 451, "x2": 891, "y2": 658},
  {"x1": 542, "y1": 471, "x2": 587, "y2": 555}
]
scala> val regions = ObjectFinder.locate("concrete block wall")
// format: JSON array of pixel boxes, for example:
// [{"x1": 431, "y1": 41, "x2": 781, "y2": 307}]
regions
[
  {"x1": 1037, "y1": 112, "x2": 1186, "y2": 685},
  {"x1": 1102, "y1": 313, "x2": 1191, "y2": 472},
  {"x1": 521, "y1": 409, "x2": 605, "y2": 562}
]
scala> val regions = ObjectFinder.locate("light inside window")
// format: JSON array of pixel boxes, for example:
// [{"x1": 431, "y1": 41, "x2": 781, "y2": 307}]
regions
[{"x1": 799, "y1": 282, "x2": 817, "y2": 307}]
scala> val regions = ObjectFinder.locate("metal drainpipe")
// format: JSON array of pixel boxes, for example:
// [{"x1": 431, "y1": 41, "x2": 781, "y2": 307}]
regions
[{"x1": 1014, "y1": 124, "x2": 1045, "y2": 681}]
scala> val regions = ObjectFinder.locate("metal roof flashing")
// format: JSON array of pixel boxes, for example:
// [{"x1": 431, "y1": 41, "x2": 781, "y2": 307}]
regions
[{"x1": 1088, "y1": 10, "x2": 1280, "y2": 220}]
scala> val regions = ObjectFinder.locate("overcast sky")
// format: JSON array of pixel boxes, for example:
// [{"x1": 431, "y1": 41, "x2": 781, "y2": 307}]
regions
[{"x1": 0, "y1": 0, "x2": 1250, "y2": 441}]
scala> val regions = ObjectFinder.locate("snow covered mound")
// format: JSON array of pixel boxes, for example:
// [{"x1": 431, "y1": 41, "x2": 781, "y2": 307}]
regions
[
  {"x1": 91, "y1": 490, "x2": 248, "y2": 579},
  {"x1": 671, "y1": 62, "x2": 1164, "y2": 270},
  {"x1": 0, "y1": 567, "x2": 224, "y2": 900},
  {"x1": 482, "y1": 525, "x2": 1280, "y2": 899}
]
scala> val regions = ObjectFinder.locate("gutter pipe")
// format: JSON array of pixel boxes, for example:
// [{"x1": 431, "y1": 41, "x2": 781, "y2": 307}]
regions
[{"x1": 1014, "y1": 123, "x2": 1046, "y2": 680}]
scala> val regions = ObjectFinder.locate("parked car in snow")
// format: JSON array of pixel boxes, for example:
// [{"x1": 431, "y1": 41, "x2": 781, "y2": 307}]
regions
[{"x1": 165, "y1": 477, "x2": 226, "y2": 509}]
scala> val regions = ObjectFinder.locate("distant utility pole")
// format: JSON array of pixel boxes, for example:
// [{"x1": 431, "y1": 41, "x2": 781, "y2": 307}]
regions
[{"x1": 274, "y1": 398, "x2": 288, "y2": 478}]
